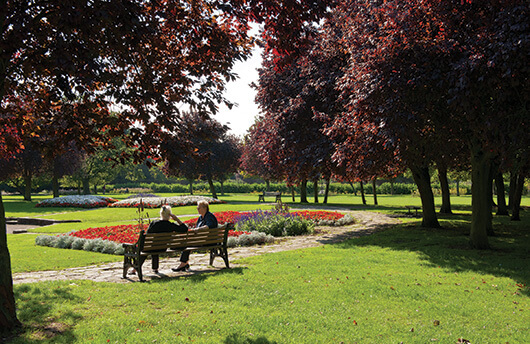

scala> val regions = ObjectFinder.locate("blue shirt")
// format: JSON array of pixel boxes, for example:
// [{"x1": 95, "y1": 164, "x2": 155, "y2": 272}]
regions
[{"x1": 196, "y1": 211, "x2": 218, "y2": 229}]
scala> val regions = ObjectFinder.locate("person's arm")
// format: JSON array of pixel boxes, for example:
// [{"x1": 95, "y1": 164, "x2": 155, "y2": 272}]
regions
[{"x1": 170, "y1": 213, "x2": 184, "y2": 225}]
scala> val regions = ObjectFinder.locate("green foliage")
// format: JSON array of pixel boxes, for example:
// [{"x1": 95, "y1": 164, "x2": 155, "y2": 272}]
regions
[
  {"x1": 227, "y1": 231, "x2": 275, "y2": 247},
  {"x1": 237, "y1": 212, "x2": 315, "y2": 237},
  {"x1": 35, "y1": 234, "x2": 123, "y2": 256}
]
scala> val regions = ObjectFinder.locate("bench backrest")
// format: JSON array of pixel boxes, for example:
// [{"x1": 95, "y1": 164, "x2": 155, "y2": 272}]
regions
[
  {"x1": 139, "y1": 224, "x2": 228, "y2": 252},
  {"x1": 262, "y1": 191, "x2": 281, "y2": 196}
]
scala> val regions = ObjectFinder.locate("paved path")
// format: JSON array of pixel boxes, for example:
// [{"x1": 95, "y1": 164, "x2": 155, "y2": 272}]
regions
[{"x1": 12, "y1": 211, "x2": 400, "y2": 284}]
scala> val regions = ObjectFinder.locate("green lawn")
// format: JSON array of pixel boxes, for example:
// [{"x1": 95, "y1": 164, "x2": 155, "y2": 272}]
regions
[{"x1": 5, "y1": 192, "x2": 530, "y2": 343}]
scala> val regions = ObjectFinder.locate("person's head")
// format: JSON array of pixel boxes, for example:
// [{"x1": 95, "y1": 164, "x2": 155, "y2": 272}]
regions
[
  {"x1": 160, "y1": 205, "x2": 172, "y2": 220},
  {"x1": 197, "y1": 200, "x2": 209, "y2": 215}
]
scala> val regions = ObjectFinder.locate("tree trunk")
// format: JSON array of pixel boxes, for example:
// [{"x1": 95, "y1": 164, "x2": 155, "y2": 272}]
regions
[
  {"x1": 438, "y1": 165, "x2": 452, "y2": 214},
  {"x1": 0, "y1": 193, "x2": 21, "y2": 332},
  {"x1": 188, "y1": 179, "x2": 194, "y2": 195},
  {"x1": 313, "y1": 179, "x2": 319, "y2": 203},
  {"x1": 390, "y1": 179, "x2": 394, "y2": 195},
  {"x1": 23, "y1": 171, "x2": 32, "y2": 201},
  {"x1": 220, "y1": 181, "x2": 225, "y2": 196},
  {"x1": 82, "y1": 178, "x2": 90, "y2": 195},
  {"x1": 300, "y1": 179, "x2": 308, "y2": 203},
  {"x1": 495, "y1": 172, "x2": 509, "y2": 216},
  {"x1": 266, "y1": 180, "x2": 270, "y2": 192},
  {"x1": 410, "y1": 165, "x2": 440, "y2": 228},
  {"x1": 372, "y1": 179, "x2": 378, "y2": 205},
  {"x1": 323, "y1": 178, "x2": 330, "y2": 204},
  {"x1": 93, "y1": 184, "x2": 98, "y2": 195},
  {"x1": 469, "y1": 146, "x2": 493, "y2": 249},
  {"x1": 290, "y1": 186, "x2": 296, "y2": 202},
  {"x1": 511, "y1": 173, "x2": 525, "y2": 221},
  {"x1": 456, "y1": 180, "x2": 460, "y2": 196},
  {"x1": 360, "y1": 181, "x2": 367, "y2": 205},
  {"x1": 207, "y1": 175, "x2": 217, "y2": 199},
  {"x1": 348, "y1": 182, "x2": 356, "y2": 196},
  {"x1": 52, "y1": 173, "x2": 60, "y2": 198},
  {"x1": 508, "y1": 172, "x2": 516, "y2": 208}
]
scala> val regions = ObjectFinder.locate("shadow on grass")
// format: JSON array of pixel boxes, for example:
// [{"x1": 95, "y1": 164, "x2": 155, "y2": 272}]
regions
[
  {"x1": 148, "y1": 267, "x2": 247, "y2": 285},
  {"x1": 335, "y1": 210, "x2": 530, "y2": 296},
  {"x1": 224, "y1": 333, "x2": 279, "y2": 344},
  {"x1": 10, "y1": 284, "x2": 83, "y2": 343}
]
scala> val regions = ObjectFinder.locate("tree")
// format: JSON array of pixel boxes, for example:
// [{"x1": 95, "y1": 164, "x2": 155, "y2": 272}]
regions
[
  {"x1": 162, "y1": 111, "x2": 233, "y2": 199},
  {"x1": 0, "y1": 117, "x2": 22, "y2": 330},
  {"x1": 1, "y1": 0, "x2": 332, "y2": 332},
  {"x1": 443, "y1": 1, "x2": 529, "y2": 247},
  {"x1": 210, "y1": 135, "x2": 242, "y2": 196},
  {"x1": 240, "y1": 116, "x2": 286, "y2": 191},
  {"x1": 254, "y1": 22, "x2": 345, "y2": 203},
  {"x1": 323, "y1": 0, "x2": 528, "y2": 242}
]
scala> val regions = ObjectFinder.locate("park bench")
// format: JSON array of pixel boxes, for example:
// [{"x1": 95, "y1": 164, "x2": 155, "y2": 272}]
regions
[
  {"x1": 405, "y1": 206, "x2": 421, "y2": 216},
  {"x1": 122, "y1": 224, "x2": 229, "y2": 281},
  {"x1": 258, "y1": 191, "x2": 282, "y2": 202}
]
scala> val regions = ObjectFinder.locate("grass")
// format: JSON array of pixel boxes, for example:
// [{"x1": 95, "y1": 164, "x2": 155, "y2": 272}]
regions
[
  {"x1": 8, "y1": 234, "x2": 121, "y2": 273},
  {"x1": 9, "y1": 218, "x2": 530, "y2": 343},
  {"x1": 5, "y1": 192, "x2": 530, "y2": 343}
]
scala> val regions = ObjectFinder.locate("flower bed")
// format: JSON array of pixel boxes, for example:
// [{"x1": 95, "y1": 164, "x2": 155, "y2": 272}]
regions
[
  {"x1": 109, "y1": 195, "x2": 225, "y2": 208},
  {"x1": 35, "y1": 195, "x2": 119, "y2": 208},
  {"x1": 35, "y1": 210, "x2": 354, "y2": 253}
]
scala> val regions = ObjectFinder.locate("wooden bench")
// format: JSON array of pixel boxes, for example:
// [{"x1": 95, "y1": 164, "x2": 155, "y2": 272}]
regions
[
  {"x1": 258, "y1": 191, "x2": 282, "y2": 202},
  {"x1": 122, "y1": 224, "x2": 229, "y2": 281},
  {"x1": 405, "y1": 206, "x2": 421, "y2": 216}
]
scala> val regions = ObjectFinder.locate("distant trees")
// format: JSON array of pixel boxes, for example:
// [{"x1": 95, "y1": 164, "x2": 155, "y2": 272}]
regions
[{"x1": 162, "y1": 112, "x2": 241, "y2": 198}]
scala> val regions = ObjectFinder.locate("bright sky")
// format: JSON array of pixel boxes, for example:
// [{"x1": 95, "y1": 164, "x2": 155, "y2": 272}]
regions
[{"x1": 215, "y1": 47, "x2": 263, "y2": 137}]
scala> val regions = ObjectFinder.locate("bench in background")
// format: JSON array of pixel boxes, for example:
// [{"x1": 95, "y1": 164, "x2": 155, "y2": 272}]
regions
[{"x1": 258, "y1": 191, "x2": 282, "y2": 202}]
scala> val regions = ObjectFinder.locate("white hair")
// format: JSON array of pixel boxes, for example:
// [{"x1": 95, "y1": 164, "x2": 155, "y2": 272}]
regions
[
  {"x1": 160, "y1": 205, "x2": 172, "y2": 220},
  {"x1": 197, "y1": 200, "x2": 209, "y2": 212}
]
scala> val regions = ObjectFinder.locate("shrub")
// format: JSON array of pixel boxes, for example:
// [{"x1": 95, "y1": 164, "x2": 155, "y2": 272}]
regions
[
  {"x1": 54, "y1": 235, "x2": 75, "y2": 249},
  {"x1": 71, "y1": 238, "x2": 87, "y2": 250},
  {"x1": 91, "y1": 238, "x2": 106, "y2": 252},
  {"x1": 35, "y1": 235, "x2": 56, "y2": 247},
  {"x1": 82, "y1": 240, "x2": 97, "y2": 251},
  {"x1": 227, "y1": 231, "x2": 275, "y2": 247},
  {"x1": 102, "y1": 240, "x2": 119, "y2": 254},
  {"x1": 113, "y1": 246, "x2": 125, "y2": 255},
  {"x1": 236, "y1": 211, "x2": 315, "y2": 237}
]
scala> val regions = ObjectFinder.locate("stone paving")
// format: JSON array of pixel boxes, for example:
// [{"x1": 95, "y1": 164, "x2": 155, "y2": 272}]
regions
[{"x1": 12, "y1": 211, "x2": 401, "y2": 284}]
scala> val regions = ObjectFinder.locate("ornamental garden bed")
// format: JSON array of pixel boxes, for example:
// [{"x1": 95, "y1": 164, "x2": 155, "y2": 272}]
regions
[
  {"x1": 108, "y1": 195, "x2": 225, "y2": 208},
  {"x1": 35, "y1": 195, "x2": 119, "y2": 208},
  {"x1": 35, "y1": 210, "x2": 355, "y2": 254},
  {"x1": 34, "y1": 195, "x2": 224, "y2": 209}
]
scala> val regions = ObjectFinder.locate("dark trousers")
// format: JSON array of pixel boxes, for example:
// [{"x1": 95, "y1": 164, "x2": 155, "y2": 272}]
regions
[
  {"x1": 152, "y1": 255, "x2": 160, "y2": 270},
  {"x1": 150, "y1": 250, "x2": 189, "y2": 269},
  {"x1": 180, "y1": 250, "x2": 190, "y2": 263}
]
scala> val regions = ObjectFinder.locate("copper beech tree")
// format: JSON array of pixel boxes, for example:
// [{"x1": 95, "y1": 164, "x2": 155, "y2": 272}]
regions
[
  {"x1": 325, "y1": 0, "x2": 529, "y2": 246},
  {"x1": 0, "y1": 0, "x2": 332, "y2": 332}
]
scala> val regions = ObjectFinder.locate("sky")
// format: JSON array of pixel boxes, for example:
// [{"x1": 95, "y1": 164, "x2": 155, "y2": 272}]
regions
[{"x1": 215, "y1": 47, "x2": 263, "y2": 137}]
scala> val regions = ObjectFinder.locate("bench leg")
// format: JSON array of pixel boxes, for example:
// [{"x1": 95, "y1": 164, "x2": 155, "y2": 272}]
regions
[
  {"x1": 209, "y1": 248, "x2": 229, "y2": 268},
  {"x1": 137, "y1": 256, "x2": 147, "y2": 282},
  {"x1": 222, "y1": 248, "x2": 230, "y2": 268},
  {"x1": 123, "y1": 255, "x2": 132, "y2": 279}
]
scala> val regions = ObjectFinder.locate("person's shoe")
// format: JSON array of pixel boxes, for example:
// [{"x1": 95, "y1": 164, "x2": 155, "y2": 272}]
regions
[{"x1": 171, "y1": 264, "x2": 189, "y2": 272}]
